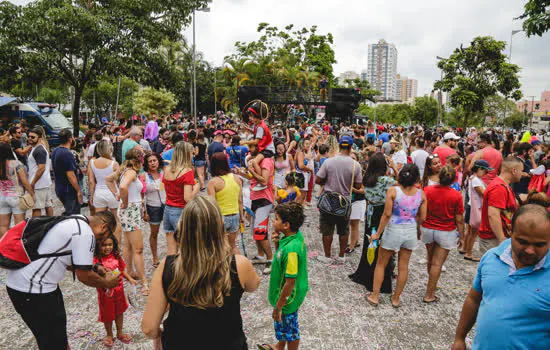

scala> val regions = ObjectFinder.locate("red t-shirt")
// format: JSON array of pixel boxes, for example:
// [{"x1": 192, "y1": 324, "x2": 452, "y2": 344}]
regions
[
  {"x1": 433, "y1": 146, "x2": 457, "y2": 164},
  {"x1": 162, "y1": 170, "x2": 195, "y2": 208},
  {"x1": 422, "y1": 185, "x2": 464, "y2": 231},
  {"x1": 250, "y1": 158, "x2": 274, "y2": 203},
  {"x1": 254, "y1": 120, "x2": 273, "y2": 152},
  {"x1": 93, "y1": 253, "x2": 126, "y2": 290},
  {"x1": 480, "y1": 147, "x2": 502, "y2": 185},
  {"x1": 478, "y1": 176, "x2": 518, "y2": 239}
]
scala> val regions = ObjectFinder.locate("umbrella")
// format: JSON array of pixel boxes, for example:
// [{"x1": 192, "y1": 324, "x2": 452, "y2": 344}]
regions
[
  {"x1": 213, "y1": 130, "x2": 223, "y2": 136},
  {"x1": 222, "y1": 129, "x2": 237, "y2": 136}
]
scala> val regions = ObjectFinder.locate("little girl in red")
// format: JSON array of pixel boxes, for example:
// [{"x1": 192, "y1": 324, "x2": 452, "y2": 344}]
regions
[{"x1": 94, "y1": 234, "x2": 137, "y2": 347}]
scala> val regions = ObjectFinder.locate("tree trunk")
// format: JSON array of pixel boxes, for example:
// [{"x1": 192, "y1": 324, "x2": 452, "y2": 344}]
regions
[{"x1": 72, "y1": 86, "x2": 83, "y2": 138}]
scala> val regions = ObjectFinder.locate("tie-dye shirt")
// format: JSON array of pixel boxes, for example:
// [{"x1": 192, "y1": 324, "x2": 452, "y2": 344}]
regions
[{"x1": 390, "y1": 186, "x2": 422, "y2": 225}]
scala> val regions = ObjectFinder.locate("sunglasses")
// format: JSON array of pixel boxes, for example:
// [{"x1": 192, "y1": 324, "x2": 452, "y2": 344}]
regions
[
  {"x1": 428, "y1": 154, "x2": 440, "y2": 159},
  {"x1": 29, "y1": 136, "x2": 38, "y2": 139}
]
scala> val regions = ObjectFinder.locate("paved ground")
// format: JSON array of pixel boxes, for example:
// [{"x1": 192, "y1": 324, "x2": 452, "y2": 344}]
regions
[{"x1": 0, "y1": 195, "x2": 478, "y2": 349}]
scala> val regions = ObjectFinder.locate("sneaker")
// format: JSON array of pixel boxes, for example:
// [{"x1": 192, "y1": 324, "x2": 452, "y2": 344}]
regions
[
  {"x1": 251, "y1": 255, "x2": 266, "y2": 264},
  {"x1": 251, "y1": 184, "x2": 267, "y2": 191},
  {"x1": 442, "y1": 265, "x2": 447, "y2": 272},
  {"x1": 316, "y1": 255, "x2": 332, "y2": 264},
  {"x1": 417, "y1": 258, "x2": 428, "y2": 264},
  {"x1": 335, "y1": 256, "x2": 346, "y2": 264},
  {"x1": 262, "y1": 266, "x2": 272, "y2": 275}
]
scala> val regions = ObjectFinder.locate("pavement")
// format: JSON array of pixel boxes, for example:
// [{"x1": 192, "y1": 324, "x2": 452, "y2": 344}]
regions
[{"x1": 0, "y1": 196, "x2": 479, "y2": 349}]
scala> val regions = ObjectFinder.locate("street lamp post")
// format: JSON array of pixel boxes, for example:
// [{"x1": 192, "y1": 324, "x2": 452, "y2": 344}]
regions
[
  {"x1": 192, "y1": 5, "x2": 211, "y2": 127},
  {"x1": 509, "y1": 30, "x2": 522, "y2": 63},
  {"x1": 525, "y1": 96, "x2": 535, "y2": 128},
  {"x1": 436, "y1": 56, "x2": 448, "y2": 126}
]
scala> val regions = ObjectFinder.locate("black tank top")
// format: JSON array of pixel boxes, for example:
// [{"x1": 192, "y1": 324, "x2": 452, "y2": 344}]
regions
[
  {"x1": 161, "y1": 255, "x2": 247, "y2": 349},
  {"x1": 193, "y1": 143, "x2": 207, "y2": 161}
]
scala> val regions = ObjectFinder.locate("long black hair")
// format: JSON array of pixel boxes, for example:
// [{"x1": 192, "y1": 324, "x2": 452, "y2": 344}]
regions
[
  {"x1": 0, "y1": 142, "x2": 16, "y2": 180},
  {"x1": 364, "y1": 152, "x2": 388, "y2": 188}
]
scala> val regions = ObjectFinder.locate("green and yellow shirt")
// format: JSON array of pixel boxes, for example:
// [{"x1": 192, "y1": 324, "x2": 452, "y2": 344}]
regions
[{"x1": 268, "y1": 231, "x2": 309, "y2": 314}]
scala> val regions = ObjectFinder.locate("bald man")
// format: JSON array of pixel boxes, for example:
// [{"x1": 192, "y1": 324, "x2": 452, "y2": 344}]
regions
[
  {"x1": 477, "y1": 157, "x2": 522, "y2": 254},
  {"x1": 452, "y1": 204, "x2": 550, "y2": 350}
]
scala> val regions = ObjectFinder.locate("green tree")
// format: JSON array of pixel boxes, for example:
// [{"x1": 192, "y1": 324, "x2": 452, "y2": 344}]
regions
[
  {"x1": 82, "y1": 77, "x2": 139, "y2": 119},
  {"x1": 0, "y1": 0, "x2": 206, "y2": 136},
  {"x1": 133, "y1": 87, "x2": 176, "y2": 116},
  {"x1": 435, "y1": 36, "x2": 522, "y2": 127},
  {"x1": 411, "y1": 96, "x2": 439, "y2": 126},
  {"x1": 484, "y1": 95, "x2": 519, "y2": 125},
  {"x1": 519, "y1": 0, "x2": 550, "y2": 37},
  {"x1": 503, "y1": 111, "x2": 525, "y2": 129}
]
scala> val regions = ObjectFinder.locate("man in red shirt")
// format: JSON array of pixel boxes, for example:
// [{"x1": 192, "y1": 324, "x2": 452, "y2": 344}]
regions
[
  {"x1": 478, "y1": 157, "x2": 522, "y2": 254},
  {"x1": 433, "y1": 132, "x2": 459, "y2": 164},
  {"x1": 468, "y1": 133, "x2": 503, "y2": 185}
]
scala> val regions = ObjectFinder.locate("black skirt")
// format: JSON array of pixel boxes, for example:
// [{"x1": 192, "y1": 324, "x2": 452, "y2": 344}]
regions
[{"x1": 349, "y1": 204, "x2": 394, "y2": 294}]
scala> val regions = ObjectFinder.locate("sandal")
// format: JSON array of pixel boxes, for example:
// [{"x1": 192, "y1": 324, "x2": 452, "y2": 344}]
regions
[
  {"x1": 366, "y1": 295, "x2": 379, "y2": 307},
  {"x1": 257, "y1": 344, "x2": 275, "y2": 350},
  {"x1": 423, "y1": 296, "x2": 440, "y2": 304},
  {"x1": 103, "y1": 336, "x2": 114, "y2": 348},
  {"x1": 152, "y1": 261, "x2": 160, "y2": 268},
  {"x1": 464, "y1": 256, "x2": 481, "y2": 262},
  {"x1": 142, "y1": 284, "x2": 149, "y2": 297},
  {"x1": 391, "y1": 296, "x2": 400, "y2": 308},
  {"x1": 117, "y1": 333, "x2": 132, "y2": 344}
]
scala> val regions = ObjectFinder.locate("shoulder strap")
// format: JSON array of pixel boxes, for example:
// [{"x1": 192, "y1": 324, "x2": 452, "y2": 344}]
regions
[{"x1": 350, "y1": 160, "x2": 356, "y2": 200}]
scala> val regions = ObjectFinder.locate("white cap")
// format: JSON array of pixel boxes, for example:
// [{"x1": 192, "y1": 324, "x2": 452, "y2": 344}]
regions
[{"x1": 443, "y1": 132, "x2": 460, "y2": 141}]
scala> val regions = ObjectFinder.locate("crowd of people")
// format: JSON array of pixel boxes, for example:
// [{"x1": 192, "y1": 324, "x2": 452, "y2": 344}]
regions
[{"x1": 1, "y1": 103, "x2": 550, "y2": 349}]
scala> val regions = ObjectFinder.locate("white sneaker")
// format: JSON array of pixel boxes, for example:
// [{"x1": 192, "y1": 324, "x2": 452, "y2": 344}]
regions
[
  {"x1": 442, "y1": 265, "x2": 447, "y2": 272},
  {"x1": 251, "y1": 184, "x2": 267, "y2": 191},
  {"x1": 335, "y1": 256, "x2": 346, "y2": 264},
  {"x1": 251, "y1": 255, "x2": 266, "y2": 264},
  {"x1": 417, "y1": 258, "x2": 428, "y2": 264},
  {"x1": 316, "y1": 255, "x2": 332, "y2": 264},
  {"x1": 263, "y1": 266, "x2": 272, "y2": 275}
]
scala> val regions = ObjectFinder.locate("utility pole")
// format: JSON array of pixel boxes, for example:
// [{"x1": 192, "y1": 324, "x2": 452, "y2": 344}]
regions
[{"x1": 114, "y1": 77, "x2": 121, "y2": 122}]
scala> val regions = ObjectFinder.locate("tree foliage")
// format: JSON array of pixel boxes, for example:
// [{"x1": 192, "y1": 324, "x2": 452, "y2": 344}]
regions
[
  {"x1": 435, "y1": 36, "x2": 522, "y2": 127},
  {"x1": 0, "y1": 0, "x2": 206, "y2": 136},
  {"x1": 519, "y1": 0, "x2": 550, "y2": 37},
  {"x1": 133, "y1": 87, "x2": 177, "y2": 116},
  {"x1": 217, "y1": 23, "x2": 337, "y2": 112},
  {"x1": 82, "y1": 77, "x2": 139, "y2": 118}
]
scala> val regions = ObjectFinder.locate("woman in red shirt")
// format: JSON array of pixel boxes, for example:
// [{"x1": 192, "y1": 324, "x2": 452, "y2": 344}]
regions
[
  {"x1": 162, "y1": 142, "x2": 200, "y2": 255},
  {"x1": 421, "y1": 166, "x2": 465, "y2": 303}
]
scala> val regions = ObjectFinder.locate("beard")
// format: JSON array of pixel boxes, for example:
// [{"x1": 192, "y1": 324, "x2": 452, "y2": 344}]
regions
[{"x1": 517, "y1": 250, "x2": 540, "y2": 266}]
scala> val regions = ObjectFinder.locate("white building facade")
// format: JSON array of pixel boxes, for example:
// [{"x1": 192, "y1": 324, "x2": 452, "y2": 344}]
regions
[{"x1": 367, "y1": 39, "x2": 398, "y2": 101}]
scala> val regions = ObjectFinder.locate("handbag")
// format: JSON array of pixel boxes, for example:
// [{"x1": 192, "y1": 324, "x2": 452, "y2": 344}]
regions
[
  {"x1": 317, "y1": 161, "x2": 356, "y2": 219},
  {"x1": 13, "y1": 162, "x2": 35, "y2": 210}
]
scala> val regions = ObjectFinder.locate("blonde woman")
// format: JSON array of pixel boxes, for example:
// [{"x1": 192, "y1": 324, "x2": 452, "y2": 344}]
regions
[
  {"x1": 162, "y1": 141, "x2": 200, "y2": 255},
  {"x1": 326, "y1": 135, "x2": 339, "y2": 158},
  {"x1": 106, "y1": 148, "x2": 148, "y2": 295},
  {"x1": 88, "y1": 140, "x2": 121, "y2": 242},
  {"x1": 142, "y1": 196, "x2": 260, "y2": 349}
]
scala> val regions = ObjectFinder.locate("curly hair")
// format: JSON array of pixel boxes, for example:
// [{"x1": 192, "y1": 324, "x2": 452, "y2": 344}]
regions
[{"x1": 143, "y1": 152, "x2": 164, "y2": 173}]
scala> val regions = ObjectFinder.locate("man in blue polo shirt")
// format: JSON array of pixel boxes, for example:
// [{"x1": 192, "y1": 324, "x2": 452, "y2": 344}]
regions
[{"x1": 452, "y1": 204, "x2": 550, "y2": 350}]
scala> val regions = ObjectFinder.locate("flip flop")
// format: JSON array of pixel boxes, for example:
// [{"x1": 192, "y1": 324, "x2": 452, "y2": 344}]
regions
[
  {"x1": 366, "y1": 295, "x2": 379, "y2": 307},
  {"x1": 103, "y1": 336, "x2": 114, "y2": 348},
  {"x1": 142, "y1": 285, "x2": 149, "y2": 297},
  {"x1": 117, "y1": 333, "x2": 132, "y2": 344},
  {"x1": 256, "y1": 344, "x2": 275, "y2": 350},
  {"x1": 391, "y1": 296, "x2": 400, "y2": 308},
  {"x1": 152, "y1": 262, "x2": 160, "y2": 268},
  {"x1": 423, "y1": 296, "x2": 440, "y2": 304},
  {"x1": 458, "y1": 250, "x2": 466, "y2": 255},
  {"x1": 464, "y1": 256, "x2": 481, "y2": 262}
]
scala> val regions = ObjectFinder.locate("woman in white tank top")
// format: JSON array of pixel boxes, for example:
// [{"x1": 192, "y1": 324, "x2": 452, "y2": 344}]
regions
[
  {"x1": 106, "y1": 148, "x2": 148, "y2": 295},
  {"x1": 88, "y1": 141, "x2": 121, "y2": 240}
]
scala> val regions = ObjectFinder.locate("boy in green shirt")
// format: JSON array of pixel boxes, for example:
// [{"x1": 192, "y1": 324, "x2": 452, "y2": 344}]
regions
[{"x1": 258, "y1": 202, "x2": 308, "y2": 350}]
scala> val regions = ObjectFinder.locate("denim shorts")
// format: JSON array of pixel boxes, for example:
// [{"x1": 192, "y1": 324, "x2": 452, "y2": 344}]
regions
[
  {"x1": 146, "y1": 204, "x2": 165, "y2": 225},
  {"x1": 0, "y1": 195, "x2": 25, "y2": 215},
  {"x1": 194, "y1": 160, "x2": 206, "y2": 168},
  {"x1": 223, "y1": 214, "x2": 240, "y2": 233},
  {"x1": 421, "y1": 227, "x2": 458, "y2": 250},
  {"x1": 381, "y1": 223, "x2": 418, "y2": 251},
  {"x1": 163, "y1": 205, "x2": 183, "y2": 233}
]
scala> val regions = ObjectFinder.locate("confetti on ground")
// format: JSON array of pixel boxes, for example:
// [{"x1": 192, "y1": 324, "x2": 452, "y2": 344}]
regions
[{"x1": 0, "y1": 193, "x2": 479, "y2": 349}]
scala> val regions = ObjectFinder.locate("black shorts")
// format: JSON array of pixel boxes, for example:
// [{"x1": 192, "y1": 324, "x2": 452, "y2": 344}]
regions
[
  {"x1": 146, "y1": 204, "x2": 165, "y2": 225},
  {"x1": 7, "y1": 287, "x2": 68, "y2": 349},
  {"x1": 319, "y1": 212, "x2": 350, "y2": 237}
]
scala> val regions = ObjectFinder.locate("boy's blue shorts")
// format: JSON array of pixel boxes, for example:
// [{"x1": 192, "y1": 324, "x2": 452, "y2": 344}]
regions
[{"x1": 274, "y1": 311, "x2": 300, "y2": 342}]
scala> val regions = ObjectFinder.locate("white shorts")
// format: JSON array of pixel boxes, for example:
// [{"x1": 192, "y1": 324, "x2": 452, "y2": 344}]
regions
[
  {"x1": 34, "y1": 187, "x2": 53, "y2": 209},
  {"x1": 350, "y1": 200, "x2": 366, "y2": 221},
  {"x1": 93, "y1": 188, "x2": 119, "y2": 209},
  {"x1": 420, "y1": 227, "x2": 458, "y2": 250},
  {"x1": 0, "y1": 196, "x2": 25, "y2": 215}
]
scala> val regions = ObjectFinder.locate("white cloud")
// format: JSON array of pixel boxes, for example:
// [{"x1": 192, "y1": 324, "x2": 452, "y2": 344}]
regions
[{"x1": 10, "y1": 0, "x2": 550, "y2": 101}]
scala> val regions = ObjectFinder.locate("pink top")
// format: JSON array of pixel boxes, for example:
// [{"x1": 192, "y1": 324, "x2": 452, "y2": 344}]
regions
[{"x1": 250, "y1": 158, "x2": 274, "y2": 203}]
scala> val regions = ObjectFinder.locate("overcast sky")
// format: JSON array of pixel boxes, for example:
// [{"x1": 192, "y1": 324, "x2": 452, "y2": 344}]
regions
[{"x1": 13, "y1": 0, "x2": 550, "y2": 101}]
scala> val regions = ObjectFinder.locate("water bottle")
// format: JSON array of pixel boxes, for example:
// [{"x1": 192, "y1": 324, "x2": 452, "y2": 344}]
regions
[
  {"x1": 371, "y1": 228, "x2": 378, "y2": 247},
  {"x1": 105, "y1": 268, "x2": 120, "y2": 297}
]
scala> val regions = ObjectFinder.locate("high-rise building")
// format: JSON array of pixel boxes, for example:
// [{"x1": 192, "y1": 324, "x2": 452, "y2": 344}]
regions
[
  {"x1": 367, "y1": 39, "x2": 398, "y2": 101},
  {"x1": 395, "y1": 74, "x2": 418, "y2": 102}
]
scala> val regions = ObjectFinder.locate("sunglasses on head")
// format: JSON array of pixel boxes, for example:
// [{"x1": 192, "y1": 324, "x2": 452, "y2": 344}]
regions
[{"x1": 428, "y1": 154, "x2": 439, "y2": 159}]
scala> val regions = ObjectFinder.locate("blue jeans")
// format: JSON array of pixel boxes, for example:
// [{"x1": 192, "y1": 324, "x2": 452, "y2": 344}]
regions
[{"x1": 57, "y1": 193, "x2": 81, "y2": 216}]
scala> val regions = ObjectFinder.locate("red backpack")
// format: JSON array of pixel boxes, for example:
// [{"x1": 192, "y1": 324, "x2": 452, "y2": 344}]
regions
[{"x1": 0, "y1": 216, "x2": 89, "y2": 270}]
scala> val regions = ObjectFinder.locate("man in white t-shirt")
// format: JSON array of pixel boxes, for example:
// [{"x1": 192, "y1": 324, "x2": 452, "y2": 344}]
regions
[
  {"x1": 411, "y1": 137, "x2": 430, "y2": 178},
  {"x1": 6, "y1": 211, "x2": 119, "y2": 349}
]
